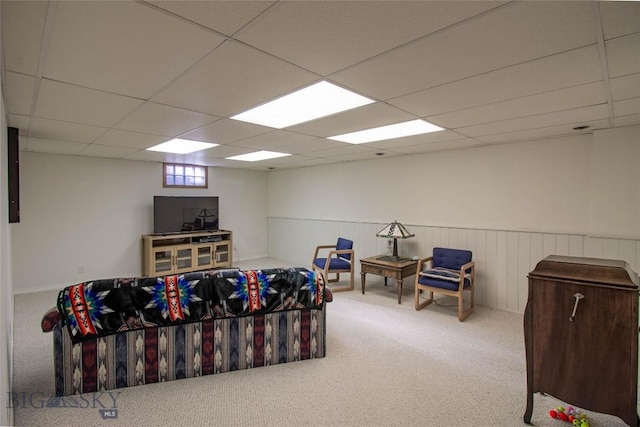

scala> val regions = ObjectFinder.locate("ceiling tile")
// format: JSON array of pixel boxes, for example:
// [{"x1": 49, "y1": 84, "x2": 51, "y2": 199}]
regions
[
  {"x1": 228, "y1": 130, "x2": 322, "y2": 150},
  {"x1": 614, "y1": 115, "x2": 640, "y2": 127},
  {"x1": 388, "y1": 138, "x2": 480, "y2": 155},
  {"x1": 123, "y1": 149, "x2": 190, "y2": 164},
  {"x1": 236, "y1": 1, "x2": 504, "y2": 75},
  {"x1": 92, "y1": 129, "x2": 167, "y2": 150},
  {"x1": 180, "y1": 118, "x2": 271, "y2": 144},
  {"x1": 269, "y1": 138, "x2": 344, "y2": 155},
  {"x1": 317, "y1": 150, "x2": 387, "y2": 163},
  {"x1": 114, "y1": 103, "x2": 218, "y2": 137},
  {"x1": 331, "y1": 1, "x2": 596, "y2": 100},
  {"x1": 222, "y1": 160, "x2": 272, "y2": 169},
  {"x1": 428, "y1": 82, "x2": 606, "y2": 129},
  {"x1": 606, "y1": 33, "x2": 640, "y2": 78},
  {"x1": 610, "y1": 74, "x2": 640, "y2": 101},
  {"x1": 4, "y1": 72, "x2": 36, "y2": 116},
  {"x1": 358, "y1": 149, "x2": 406, "y2": 160},
  {"x1": 195, "y1": 145, "x2": 255, "y2": 159},
  {"x1": 271, "y1": 157, "x2": 341, "y2": 169},
  {"x1": 148, "y1": 1, "x2": 276, "y2": 37},
  {"x1": 389, "y1": 45, "x2": 602, "y2": 117},
  {"x1": 24, "y1": 137, "x2": 88, "y2": 155},
  {"x1": 246, "y1": 165, "x2": 281, "y2": 172},
  {"x1": 614, "y1": 98, "x2": 640, "y2": 117},
  {"x1": 310, "y1": 143, "x2": 378, "y2": 159},
  {"x1": 1, "y1": 1, "x2": 48, "y2": 75},
  {"x1": 600, "y1": 2, "x2": 640, "y2": 40},
  {"x1": 255, "y1": 154, "x2": 310, "y2": 166},
  {"x1": 288, "y1": 102, "x2": 415, "y2": 137},
  {"x1": 151, "y1": 41, "x2": 318, "y2": 117},
  {"x1": 43, "y1": 1, "x2": 225, "y2": 99},
  {"x1": 267, "y1": 152, "x2": 393, "y2": 169},
  {"x1": 475, "y1": 119, "x2": 611, "y2": 144},
  {"x1": 204, "y1": 158, "x2": 257, "y2": 168},
  {"x1": 29, "y1": 117, "x2": 107, "y2": 143},
  {"x1": 79, "y1": 144, "x2": 140, "y2": 159},
  {"x1": 365, "y1": 130, "x2": 468, "y2": 150},
  {"x1": 456, "y1": 104, "x2": 610, "y2": 137},
  {"x1": 8, "y1": 115, "x2": 31, "y2": 134},
  {"x1": 34, "y1": 79, "x2": 144, "y2": 127}
]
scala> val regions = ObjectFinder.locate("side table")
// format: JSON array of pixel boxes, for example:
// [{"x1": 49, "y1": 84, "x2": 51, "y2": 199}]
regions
[{"x1": 360, "y1": 255, "x2": 418, "y2": 304}]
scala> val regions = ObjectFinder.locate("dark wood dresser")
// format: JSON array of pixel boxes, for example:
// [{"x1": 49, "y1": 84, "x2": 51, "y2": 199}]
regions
[{"x1": 524, "y1": 255, "x2": 639, "y2": 426}]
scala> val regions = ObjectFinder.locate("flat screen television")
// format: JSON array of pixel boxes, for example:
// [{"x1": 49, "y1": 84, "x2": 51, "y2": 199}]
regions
[{"x1": 153, "y1": 196, "x2": 219, "y2": 234}]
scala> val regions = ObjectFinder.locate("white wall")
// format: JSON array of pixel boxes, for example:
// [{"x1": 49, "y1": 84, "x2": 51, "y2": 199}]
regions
[
  {"x1": 11, "y1": 152, "x2": 269, "y2": 293},
  {"x1": 269, "y1": 134, "x2": 594, "y2": 234},
  {"x1": 10, "y1": 126, "x2": 640, "y2": 300},
  {"x1": 589, "y1": 126, "x2": 640, "y2": 239},
  {"x1": 269, "y1": 129, "x2": 640, "y2": 240},
  {"x1": 267, "y1": 129, "x2": 640, "y2": 314},
  {"x1": 1, "y1": 65, "x2": 15, "y2": 425}
]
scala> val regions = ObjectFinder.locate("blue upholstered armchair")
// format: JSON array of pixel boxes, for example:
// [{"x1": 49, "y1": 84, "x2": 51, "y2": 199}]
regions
[
  {"x1": 312, "y1": 237, "x2": 354, "y2": 292},
  {"x1": 414, "y1": 247, "x2": 475, "y2": 321}
]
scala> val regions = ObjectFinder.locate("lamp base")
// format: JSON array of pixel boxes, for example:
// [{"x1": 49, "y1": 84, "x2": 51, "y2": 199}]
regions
[{"x1": 378, "y1": 238, "x2": 412, "y2": 262}]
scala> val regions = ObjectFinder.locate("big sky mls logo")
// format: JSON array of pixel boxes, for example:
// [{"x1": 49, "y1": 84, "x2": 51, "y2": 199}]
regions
[{"x1": 7, "y1": 391, "x2": 121, "y2": 419}]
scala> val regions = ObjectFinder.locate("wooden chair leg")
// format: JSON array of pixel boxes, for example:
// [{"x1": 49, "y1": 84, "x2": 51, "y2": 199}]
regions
[
  {"x1": 457, "y1": 290, "x2": 473, "y2": 322},
  {"x1": 457, "y1": 293, "x2": 465, "y2": 321},
  {"x1": 415, "y1": 288, "x2": 434, "y2": 310},
  {"x1": 326, "y1": 269, "x2": 354, "y2": 292}
]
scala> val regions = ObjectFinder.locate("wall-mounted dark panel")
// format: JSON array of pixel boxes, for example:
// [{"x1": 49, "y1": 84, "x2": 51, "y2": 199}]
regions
[{"x1": 8, "y1": 127, "x2": 19, "y2": 223}]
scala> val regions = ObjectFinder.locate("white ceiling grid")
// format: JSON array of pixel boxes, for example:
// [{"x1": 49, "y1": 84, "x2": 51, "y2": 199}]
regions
[{"x1": 1, "y1": 0, "x2": 638, "y2": 171}]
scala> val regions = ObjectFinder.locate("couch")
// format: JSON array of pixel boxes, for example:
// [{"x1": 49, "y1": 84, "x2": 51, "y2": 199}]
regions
[{"x1": 41, "y1": 267, "x2": 331, "y2": 396}]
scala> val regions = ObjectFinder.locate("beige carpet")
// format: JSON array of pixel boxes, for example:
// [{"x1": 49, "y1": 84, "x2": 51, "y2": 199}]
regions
[{"x1": 11, "y1": 258, "x2": 633, "y2": 427}]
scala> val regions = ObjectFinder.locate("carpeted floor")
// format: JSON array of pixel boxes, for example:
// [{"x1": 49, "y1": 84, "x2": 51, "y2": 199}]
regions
[{"x1": 11, "y1": 258, "x2": 633, "y2": 426}]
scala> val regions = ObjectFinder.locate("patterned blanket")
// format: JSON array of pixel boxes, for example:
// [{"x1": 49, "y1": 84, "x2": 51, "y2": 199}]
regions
[
  {"x1": 419, "y1": 267, "x2": 470, "y2": 283},
  {"x1": 58, "y1": 267, "x2": 325, "y2": 343}
]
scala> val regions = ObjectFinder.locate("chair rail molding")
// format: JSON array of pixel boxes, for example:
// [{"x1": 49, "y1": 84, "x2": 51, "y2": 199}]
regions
[{"x1": 268, "y1": 217, "x2": 640, "y2": 314}]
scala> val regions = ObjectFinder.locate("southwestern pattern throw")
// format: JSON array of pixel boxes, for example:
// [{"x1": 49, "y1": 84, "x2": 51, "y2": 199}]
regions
[
  {"x1": 58, "y1": 267, "x2": 325, "y2": 343},
  {"x1": 46, "y1": 267, "x2": 330, "y2": 396}
]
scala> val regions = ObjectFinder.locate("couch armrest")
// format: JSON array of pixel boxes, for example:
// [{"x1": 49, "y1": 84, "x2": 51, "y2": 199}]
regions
[
  {"x1": 41, "y1": 307, "x2": 61, "y2": 332},
  {"x1": 324, "y1": 288, "x2": 333, "y2": 303}
]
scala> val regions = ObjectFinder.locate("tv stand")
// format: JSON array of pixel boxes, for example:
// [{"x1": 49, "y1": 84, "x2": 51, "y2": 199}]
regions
[{"x1": 142, "y1": 230, "x2": 232, "y2": 276}]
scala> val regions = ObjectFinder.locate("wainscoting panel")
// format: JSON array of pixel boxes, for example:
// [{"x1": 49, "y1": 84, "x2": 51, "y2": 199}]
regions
[{"x1": 268, "y1": 217, "x2": 640, "y2": 314}]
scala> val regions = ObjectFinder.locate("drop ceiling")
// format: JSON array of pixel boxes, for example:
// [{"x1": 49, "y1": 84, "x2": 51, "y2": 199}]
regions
[{"x1": 1, "y1": 0, "x2": 639, "y2": 171}]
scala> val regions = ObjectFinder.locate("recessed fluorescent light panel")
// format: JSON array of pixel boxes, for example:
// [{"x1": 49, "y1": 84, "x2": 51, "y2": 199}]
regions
[
  {"x1": 226, "y1": 150, "x2": 291, "y2": 162},
  {"x1": 230, "y1": 81, "x2": 375, "y2": 129},
  {"x1": 146, "y1": 138, "x2": 218, "y2": 154},
  {"x1": 328, "y1": 119, "x2": 444, "y2": 144}
]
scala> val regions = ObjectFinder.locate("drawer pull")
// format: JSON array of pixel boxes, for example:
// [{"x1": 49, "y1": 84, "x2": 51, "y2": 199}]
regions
[{"x1": 569, "y1": 293, "x2": 584, "y2": 322}]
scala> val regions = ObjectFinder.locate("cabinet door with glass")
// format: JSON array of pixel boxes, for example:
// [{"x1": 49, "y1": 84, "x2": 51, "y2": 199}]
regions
[
  {"x1": 194, "y1": 244, "x2": 215, "y2": 270},
  {"x1": 150, "y1": 246, "x2": 174, "y2": 276},
  {"x1": 173, "y1": 245, "x2": 195, "y2": 273},
  {"x1": 213, "y1": 242, "x2": 230, "y2": 267},
  {"x1": 150, "y1": 245, "x2": 194, "y2": 275}
]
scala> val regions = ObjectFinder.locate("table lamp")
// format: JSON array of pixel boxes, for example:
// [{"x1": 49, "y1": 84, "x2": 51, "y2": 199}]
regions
[{"x1": 376, "y1": 220, "x2": 414, "y2": 260}]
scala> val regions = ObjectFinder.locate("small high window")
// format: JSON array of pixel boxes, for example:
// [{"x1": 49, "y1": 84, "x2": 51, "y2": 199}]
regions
[{"x1": 163, "y1": 163, "x2": 208, "y2": 188}]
